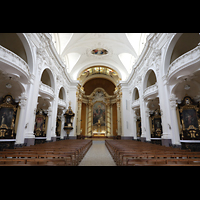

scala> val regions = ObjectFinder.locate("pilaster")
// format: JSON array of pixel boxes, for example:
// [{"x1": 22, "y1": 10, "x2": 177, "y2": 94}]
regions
[
  {"x1": 157, "y1": 71, "x2": 172, "y2": 146},
  {"x1": 50, "y1": 96, "x2": 58, "y2": 141},
  {"x1": 169, "y1": 94, "x2": 181, "y2": 145},
  {"x1": 24, "y1": 64, "x2": 41, "y2": 141},
  {"x1": 15, "y1": 93, "x2": 28, "y2": 145}
]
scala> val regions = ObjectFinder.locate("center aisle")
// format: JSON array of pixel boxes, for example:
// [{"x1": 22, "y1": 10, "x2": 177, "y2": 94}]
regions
[{"x1": 79, "y1": 139, "x2": 116, "y2": 166}]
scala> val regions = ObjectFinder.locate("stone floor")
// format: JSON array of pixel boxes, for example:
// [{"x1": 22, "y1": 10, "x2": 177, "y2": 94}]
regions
[{"x1": 79, "y1": 139, "x2": 116, "y2": 166}]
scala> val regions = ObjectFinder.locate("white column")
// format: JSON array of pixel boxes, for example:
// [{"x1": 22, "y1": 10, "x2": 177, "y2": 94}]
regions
[
  {"x1": 15, "y1": 93, "x2": 27, "y2": 144},
  {"x1": 169, "y1": 94, "x2": 181, "y2": 145},
  {"x1": 24, "y1": 66, "x2": 41, "y2": 140},
  {"x1": 68, "y1": 85, "x2": 78, "y2": 137},
  {"x1": 140, "y1": 98, "x2": 146, "y2": 139},
  {"x1": 157, "y1": 77, "x2": 172, "y2": 142},
  {"x1": 50, "y1": 97, "x2": 58, "y2": 140},
  {"x1": 46, "y1": 105, "x2": 52, "y2": 141}
]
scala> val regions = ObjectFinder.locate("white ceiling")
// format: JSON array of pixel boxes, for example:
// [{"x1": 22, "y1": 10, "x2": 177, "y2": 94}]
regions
[{"x1": 51, "y1": 33, "x2": 149, "y2": 81}]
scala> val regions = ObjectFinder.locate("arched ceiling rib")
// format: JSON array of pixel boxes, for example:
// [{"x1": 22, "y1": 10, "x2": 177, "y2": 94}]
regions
[{"x1": 51, "y1": 33, "x2": 149, "y2": 81}]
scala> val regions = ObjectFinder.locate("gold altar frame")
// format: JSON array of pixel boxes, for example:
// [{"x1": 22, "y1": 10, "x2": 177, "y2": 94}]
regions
[
  {"x1": 0, "y1": 95, "x2": 17, "y2": 138},
  {"x1": 151, "y1": 109, "x2": 162, "y2": 138},
  {"x1": 92, "y1": 101, "x2": 106, "y2": 134},
  {"x1": 34, "y1": 110, "x2": 46, "y2": 137},
  {"x1": 179, "y1": 96, "x2": 200, "y2": 139}
]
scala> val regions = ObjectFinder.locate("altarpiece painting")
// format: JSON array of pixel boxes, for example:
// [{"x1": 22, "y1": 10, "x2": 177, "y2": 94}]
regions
[
  {"x1": 0, "y1": 95, "x2": 18, "y2": 139},
  {"x1": 179, "y1": 96, "x2": 200, "y2": 140},
  {"x1": 34, "y1": 109, "x2": 46, "y2": 137},
  {"x1": 93, "y1": 102, "x2": 106, "y2": 126}
]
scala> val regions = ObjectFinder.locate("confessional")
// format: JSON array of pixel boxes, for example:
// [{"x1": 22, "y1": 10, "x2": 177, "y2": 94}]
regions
[
  {"x1": 0, "y1": 95, "x2": 18, "y2": 139},
  {"x1": 178, "y1": 96, "x2": 200, "y2": 140}
]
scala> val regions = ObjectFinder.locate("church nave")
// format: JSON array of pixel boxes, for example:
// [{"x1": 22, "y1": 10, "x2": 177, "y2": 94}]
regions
[{"x1": 79, "y1": 139, "x2": 116, "y2": 166}]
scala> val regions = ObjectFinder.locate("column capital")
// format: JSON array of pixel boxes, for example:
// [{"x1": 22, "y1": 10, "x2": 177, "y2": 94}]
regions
[
  {"x1": 169, "y1": 94, "x2": 178, "y2": 108},
  {"x1": 19, "y1": 92, "x2": 27, "y2": 108},
  {"x1": 47, "y1": 107, "x2": 52, "y2": 117}
]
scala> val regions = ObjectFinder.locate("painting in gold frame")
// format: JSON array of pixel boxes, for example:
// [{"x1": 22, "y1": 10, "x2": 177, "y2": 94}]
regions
[
  {"x1": 179, "y1": 96, "x2": 200, "y2": 140},
  {"x1": 0, "y1": 95, "x2": 18, "y2": 138}
]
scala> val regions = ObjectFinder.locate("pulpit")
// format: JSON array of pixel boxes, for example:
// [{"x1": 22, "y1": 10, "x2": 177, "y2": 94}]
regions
[{"x1": 63, "y1": 102, "x2": 75, "y2": 139}]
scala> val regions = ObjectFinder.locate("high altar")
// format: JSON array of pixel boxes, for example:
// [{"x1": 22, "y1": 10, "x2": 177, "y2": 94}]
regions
[
  {"x1": 92, "y1": 119, "x2": 106, "y2": 137},
  {"x1": 76, "y1": 85, "x2": 122, "y2": 138}
]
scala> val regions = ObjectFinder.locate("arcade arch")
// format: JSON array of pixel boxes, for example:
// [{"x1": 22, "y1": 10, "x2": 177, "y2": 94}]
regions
[
  {"x1": 0, "y1": 33, "x2": 34, "y2": 73},
  {"x1": 76, "y1": 65, "x2": 122, "y2": 139},
  {"x1": 164, "y1": 33, "x2": 200, "y2": 75}
]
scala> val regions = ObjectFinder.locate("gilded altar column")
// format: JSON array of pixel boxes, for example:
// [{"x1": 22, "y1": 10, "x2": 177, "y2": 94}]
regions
[
  {"x1": 115, "y1": 85, "x2": 122, "y2": 136},
  {"x1": 106, "y1": 99, "x2": 111, "y2": 137},
  {"x1": 76, "y1": 99, "x2": 82, "y2": 136},
  {"x1": 116, "y1": 98, "x2": 122, "y2": 136},
  {"x1": 85, "y1": 104, "x2": 89, "y2": 137},
  {"x1": 87, "y1": 99, "x2": 93, "y2": 137},
  {"x1": 110, "y1": 104, "x2": 113, "y2": 136}
]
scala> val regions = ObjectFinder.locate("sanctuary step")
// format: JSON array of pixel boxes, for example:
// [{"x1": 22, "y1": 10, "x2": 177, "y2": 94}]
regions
[{"x1": 92, "y1": 134, "x2": 107, "y2": 138}]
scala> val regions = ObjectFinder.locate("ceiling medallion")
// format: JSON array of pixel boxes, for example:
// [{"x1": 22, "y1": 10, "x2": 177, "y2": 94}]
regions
[
  {"x1": 86, "y1": 42, "x2": 113, "y2": 59},
  {"x1": 6, "y1": 83, "x2": 12, "y2": 89},
  {"x1": 91, "y1": 48, "x2": 108, "y2": 56}
]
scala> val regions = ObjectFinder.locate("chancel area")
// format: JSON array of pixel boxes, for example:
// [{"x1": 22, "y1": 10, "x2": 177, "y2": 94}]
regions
[{"x1": 0, "y1": 33, "x2": 200, "y2": 165}]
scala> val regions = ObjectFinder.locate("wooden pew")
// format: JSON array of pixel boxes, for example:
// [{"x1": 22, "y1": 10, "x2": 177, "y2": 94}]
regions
[
  {"x1": 0, "y1": 139, "x2": 92, "y2": 166},
  {"x1": 105, "y1": 140, "x2": 200, "y2": 166}
]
